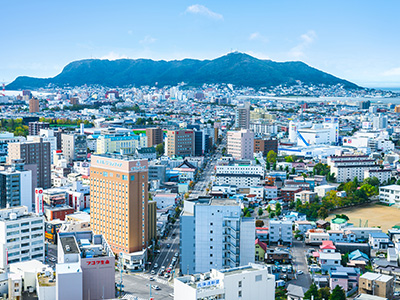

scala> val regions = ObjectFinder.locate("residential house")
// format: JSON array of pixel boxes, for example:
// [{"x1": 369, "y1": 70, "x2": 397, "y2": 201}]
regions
[
  {"x1": 369, "y1": 232, "x2": 390, "y2": 250},
  {"x1": 255, "y1": 239, "x2": 267, "y2": 262}
]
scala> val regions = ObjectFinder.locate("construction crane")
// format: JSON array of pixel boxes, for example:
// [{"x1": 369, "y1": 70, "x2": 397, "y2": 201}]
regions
[{"x1": 0, "y1": 83, "x2": 5, "y2": 96}]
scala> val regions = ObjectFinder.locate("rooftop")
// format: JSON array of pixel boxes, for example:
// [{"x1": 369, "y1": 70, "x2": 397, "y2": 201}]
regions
[{"x1": 59, "y1": 236, "x2": 80, "y2": 254}]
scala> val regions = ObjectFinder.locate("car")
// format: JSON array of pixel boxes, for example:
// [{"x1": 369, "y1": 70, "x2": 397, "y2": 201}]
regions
[
  {"x1": 174, "y1": 252, "x2": 179, "y2": 257},
  {"x1": 297, "y1": 270, "x2": 304, "y2": 275},
  {"x1": 150, "y1": 270, "x2": 156, "y2": 275},
  {"x1": 172, "y1": 258, "x2": 177, "y2": 262},
  {"x1": 169, "y1": 294, "x2": 174, "y2": 298},
  {"x1": 164, "y1": 273, "x2": 170, "y2": 279},
  {"x1": 50, "y1": 257, "x2": 56, "y2": 262},
  {"x1": 161, "y1": 266, "x2": 166, "y2": 270},
  {"x1": 154, "y1": 263, "x2": 158, "y2": 268},
  {"x1": 166, "y1": 244, "x2": 171, "y2": 248},
  {"x1": 166, "y1": 267, "x2": 172, "y2": 273},
  {"x1": 152, "y1": 285, "x2": 161, "y2": 290},
  {"x1": 149, "y1": 276, "x2": 155, "y2": 281}
]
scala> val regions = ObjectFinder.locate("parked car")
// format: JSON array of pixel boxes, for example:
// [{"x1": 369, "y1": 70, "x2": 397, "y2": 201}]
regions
[
  {"x1": 164, "y1": 273, "x2": 170, "y2": 279},
  {"x1": 152, "y1": 285, "x2": 160, "y2": 290},
  {"x1": 297, "y1": 270, "x2": 304, "y2": 275},
  {"x1": 154, "y1": 263, "x2": 158, "y2": 268},
  {"x1": 150, "y1": 270, "x2": 156, "y2": 275},
  {"x1": 174, "y1": 252, "x2": 179, "y2": 257},
  {"x1": 149, "y1": 276, "x2": 155, "y2": 281}
]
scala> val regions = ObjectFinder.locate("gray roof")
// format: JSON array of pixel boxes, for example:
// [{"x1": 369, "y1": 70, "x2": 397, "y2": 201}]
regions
[{"x1": 286, "y1": 284, "x2": 307, "y2": 297}]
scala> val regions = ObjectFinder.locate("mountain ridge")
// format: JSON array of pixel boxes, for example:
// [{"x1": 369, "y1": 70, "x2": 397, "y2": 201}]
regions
[{"x1": 6, "y1": 52, "x2": 361, "y2": 90}]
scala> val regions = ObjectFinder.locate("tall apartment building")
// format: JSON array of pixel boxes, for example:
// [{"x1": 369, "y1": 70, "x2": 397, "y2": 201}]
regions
[
  {"x1": 90, "y1": 154, "x2": 148, "y2": 259},
  {"x1": 28, "y1": 122, "x2": 49, "y2": 136},
  {"x1": 254, "y1": 138, "x2": 278, "y2": 156},
  {"x1": 227, "y1": 129, "x2": 254, "y2": 160},
  {"x1": 0, "y1": 132, "x2": 25, "y2": 163},
  {"x1": 146, "y1": 127, "x2": 163, "y2": 147},
  {"x1": 180, "y1": 196, "x2": 255, "y2": 274},
  {"x1": 0, "y1": 206, "x2": 45, "y2": 269},
  {"x1": 269, "y1": 220, "x2": 293, "y2": 245},
  {"x1": 96, "y1": 134, "x2": 146, "y2": 155},
  {"x1": 27, "y1": 129, "x2": 57, "y2": 164},
  {"x1": 0, "y1": 160, "x2": 32, "y2": 210},
  {"x1": 7, "y1": 138, "x2": 51, "y2": 189},
  {"x1": 327, "y1": 155, "x2": 380, "y2": 183},
  {"x1": 235, "y1": 103, "x2": 250, "y2": 129},
  {"x1": 165, "y1": 129, "x2": 195, "y2": 158},
  {"x1": 62, "y1": 133, "x2": 87, "y2": 163},
  {"x1": 29, "y1": 98, "x2": 40, "y2": 113},
  {"x1": 358, "y1": 272, "x2": 394, "y2": 299}
]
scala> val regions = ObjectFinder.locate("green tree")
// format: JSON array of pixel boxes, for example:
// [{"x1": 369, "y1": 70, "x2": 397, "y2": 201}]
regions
[
  {"x1": 304, "y1": 284, "x2": 319, "y2": 300},
  {"x1": 363, "y1": 176, "x2": 380, "y2": 187},
  {"x1": 318, "y1": 287, "x2": 331, "y2": 300},
  {"x1": 266, "y1": 161, "x2": 270, "y2": 170},
  {"x1": 267, "y1": 150, "x2": 277, "y2": 164},
  {"x1": 258, "y1": 207, "x2": 263, "y2": 216},
  {"x1": 317, "y1": 207, "x2": 329, "y2": 219},
  {"x1": 269, "y1": 212, "x2": 276, "y2": 218},
  {"x1": 155, "y1": 143, "x2": 164, "y2": 156},
  {"x1": 360, "y1": 184, "x2": 378, "y2": 197},
  {"x1": 329, "y1": 285, "x2": 346, "y2": 300},
  {"x1": 291, "y1": 167, "x2": 296, "y2": 174},
  {"x1": 273, "y1": 162, "x2": 277, "y2": 171},
  {"x1": 255, "y1": 219, "x2": 264, "y2": 227},
  {"x1": 266, "y1": 206, "x2": 271, "y2": 213}
]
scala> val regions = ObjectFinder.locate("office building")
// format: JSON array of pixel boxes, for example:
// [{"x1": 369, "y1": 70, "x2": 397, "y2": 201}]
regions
[
  {"x1": 61, "y1": 133, "x2": 87, "y2": 163},
  {"x1": 359, "y1": 101, "x2": 371, "y2": 110},
  {"x1": 174, "y1": 263, "x2": 275, "y2": 300},
  {"x1": 0, "y1": 132, "x2": 25, "y2": 163},
  {"x1": 269, "y1": 220, "x2": 293, "y2": 245},
  {"x1": 215, "y1": 161, "x2": 264, "y2": 187},
  {"x1": 358, "y1": 273, "x2": 393, "y2": 299},
  {"x1": 254, "y1": 138, "x2": 278, "y2": 156},
  {"x1": 96, "y1": 134, "x2": 147, "y2": 155},
  {"x1": 29, "y1": 98, "x2": 40, "y2": 113},
  {"x1": 7, "y1": 138, "x2": 51, "y2": 189},
  {"x1": 28, "y1": 122, "x2": 49, "y2": 136},
  {"x1": 165, "y1": 129, "x2": 195, "y2": 158},
  {"x1": 0, "y1": 161, "x2": 32, "y2": 210},
  {"x1": 0, "y1": 206, "x2": 45, "y2": 269},
  {"x1": 146, "y1": 127, "x2": 163, "y2": 147},
  {"x1": 90, "y1": 154, "x2": 148, "y2": 264},
  {"x1": 327, "y1": 155, "x2": 380, "y2": 183},
  {"x1": 373, "y1": 114, "x2": 388, "y2": 130},
  {"x1": 227, "y1": 129, "x2": 254, "y2": 160},
  {"x1": 148, "y1": 164, "x2": 166, "y2": 183},
  {"x1": 180, "y1": 196, "x2": 255, "y2": 274},
  {"x1": 148, "y1": 201, "x2": 157, "y2": 242},
  {"x1": 235, "y1": 103, "x2": 250, "y2": 129},
  {"x1": 27, "y1": 129, "x2": 57, "y2": 164},
  {"x1": 57, "y1": 231, "x2": 115, "y2": 300}
]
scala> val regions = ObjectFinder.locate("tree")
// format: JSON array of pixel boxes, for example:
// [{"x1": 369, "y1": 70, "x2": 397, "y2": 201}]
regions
[
  {"x1": 329, "y1": 285, "x2": 346, "y2": 300},
  {"x1": 285, "y1": 155, "x2": 296, "y2": 162},
  {"x1": 258, "y1": 207, "x2": 263, "y2": 216},
  {"x1": 266, "y1": 206, "x2": 271, "y2": 213},
  {"x1": 276, "y1": 202, "x2": 281, "y2": 210},
  {"x1": 267, "y1": 150, "x2": 277, "y2": 164},
  {"x1": 335, "y1": 214, "x2": 349, "y2": 221},
  {"x1": 155, "y1": 143, "x2": 164, "y2": 156},
  {"x1": 363, "y1": 176, "x2": 380, "y2": 187},
  {"x1": 269, "y1": 212, "x2": 276, "y2": 218},
  {"x1": 304, "y1": 284, "x2": 319, "y2": 300},
  {"x1": 318, "y1": 207, "x2": 329, "y2": 219},
  {"x1": 318, "y1": 287, "x2": 331, "y2": 300},
  {"x1": 255, "y1": 220, "x2": 264, "y2": 227},
  {"x1": 266, "y1": 161, "x2": 270, "y2": 170},
  {"x1": 291, "y1": 167, "x2": 296, "y2": 174},
  {"x1": 360, "y1": 184, "x2": 378, "y2": 197},
  {"x1": 273, "y1": 162, "x2": 277, "y2": 171}
]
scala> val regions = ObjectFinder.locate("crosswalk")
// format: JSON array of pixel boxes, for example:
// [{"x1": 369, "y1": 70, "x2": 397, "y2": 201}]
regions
[
  {"x1": 139, "y1": 273, "x2": 170, "y2": 286},
  {"x1": 120, "y1": 293, "x2": 146, "y2": 300}
]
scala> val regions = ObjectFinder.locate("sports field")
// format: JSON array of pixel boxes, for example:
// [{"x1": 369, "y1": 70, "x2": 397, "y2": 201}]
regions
[{"x1": 328, "y1": 203, "x2": 400, "y2": 232}]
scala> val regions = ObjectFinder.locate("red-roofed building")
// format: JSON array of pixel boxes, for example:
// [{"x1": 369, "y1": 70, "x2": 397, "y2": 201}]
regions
[
  {"x1": 255, "y1": 238, "x2": 267, "y2": 262},
  {"x1": 320, "y1": 240, "x2": 336, "y2": 253}
]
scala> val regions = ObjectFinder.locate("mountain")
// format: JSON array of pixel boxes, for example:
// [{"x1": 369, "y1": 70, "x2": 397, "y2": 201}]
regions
[{"x1": 6, "y1": 52, "x2": 360, "y2": 90}]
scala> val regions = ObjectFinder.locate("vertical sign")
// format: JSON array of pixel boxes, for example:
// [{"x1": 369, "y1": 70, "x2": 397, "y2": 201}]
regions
[{"x1": 35, "y1": 188, "x2": 44, "y2": 215}]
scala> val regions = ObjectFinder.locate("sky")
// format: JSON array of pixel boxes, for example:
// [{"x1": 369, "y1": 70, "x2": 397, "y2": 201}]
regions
[{"x1": 2, "y1": 0, "x2": 400, "y2": 87}]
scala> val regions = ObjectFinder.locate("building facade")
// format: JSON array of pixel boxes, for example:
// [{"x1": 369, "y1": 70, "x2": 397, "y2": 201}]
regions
[
  {"x1": 62, "y1": 134, "x2": 88, "y2": 163},
  {"x1": 227, "y1": 129, "x2": 254, "y2": 160},
  {"x1": 254, "y1": 138, "x2": 278, "y2": 157},
  {"x1": 28, "y1": 122, "x2": 49, "y2": 136},
  {"x1": 165, "y1": 129, "x2": 195, "y2": 158},
  {"x1": 235, "y1": 103, "x2": 250, "y2": 129},
  {"x1": 146, "y1": 127, "x2": 163, "y2": 147}
]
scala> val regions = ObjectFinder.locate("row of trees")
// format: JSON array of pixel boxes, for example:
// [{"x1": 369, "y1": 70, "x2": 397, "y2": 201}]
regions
[
  {"x1": 0, "y1": 119, "x2": 28, "y2": 136},
  {"x1": 304, "y1": 284, "x2": 346, "y2": 300}
]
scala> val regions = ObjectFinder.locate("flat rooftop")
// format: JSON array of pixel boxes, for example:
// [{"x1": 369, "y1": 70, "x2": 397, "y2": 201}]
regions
[
  {"x1": 59, "y1": 236, "x2": 80, "y2": 254},
  {"x1": 210, "y1": 199, "x2": 239, "y2": 206}
]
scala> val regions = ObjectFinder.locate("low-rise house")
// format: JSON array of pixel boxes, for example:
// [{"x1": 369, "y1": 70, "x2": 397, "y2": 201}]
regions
[
  {"x1": 329, "y1": 266, "x2": 360, "y2": 292},
  {"x1": 319, "y1": 252, "x2": 341, "y2": 273},
  {"x1": 305, "y1": 229, "x2": 330, "y2": 245},
  {"x1": 265, "y1": 248, "x2": 291, "y2": 264},
  {"x1": 294, "y1": 190, "x2": 317, "y2": 204},
  {"x1": 255, "y1": 238, "x2": 267, "y2": 262},
  {"x1": 369, "y1": 232, "x2": 390, "y2": 250},
  {"x1": 348, "y1": 250, "x2": 369, "y2": 262},
  {"x1": 264, "y1": 186, "x2": 278, "y2": 200},
  {"x1": 294, "y1": 221, "x2": 314, "y2": 235},
  {"x1": 358, "y1": 272, "x2": 394, "y2": 299},
  {"x1": 330, "y1": 217, "x2": 348, "y2": 231},
  {"x1": 256, "y1": 227, "x2": 269, "y2": 242},
  {"x1": 286, "y1": 284, "x2": 307, "y2": 300}
]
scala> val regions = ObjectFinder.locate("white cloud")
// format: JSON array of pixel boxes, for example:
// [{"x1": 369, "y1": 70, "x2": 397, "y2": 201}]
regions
[
  {"x1": 100, "y1": 52, "x2": 129, "y2": 60},
  {"x1": 289, "y1": 30, "x2": 317, "y2": 59},
  {"x1": 127, "y1": 30, "x2": 133, "y2": 35},
  {"x1": 139, "y1": 35, "x2": 156, "y2": 45},
  {"x1": 249, "y1": 32, "x2": 268, "y2": 43},
  {"x1": 185, "y1": 4, "x2": 223, "y2": 20},
  {"x1": 382, "y1": 67, "x2": 400, "y2": 76}
]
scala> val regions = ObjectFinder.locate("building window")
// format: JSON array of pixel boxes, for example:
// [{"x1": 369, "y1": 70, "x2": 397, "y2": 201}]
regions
[
  {"x1": 238, "y1": 281, "x2": 242, "y2": 287},
  {"x1": 255, "y1": 275, "x2": 262, "y2": 282},
  {"x1": 238, "y1": 291, "x2": 242, "y2": 297}
]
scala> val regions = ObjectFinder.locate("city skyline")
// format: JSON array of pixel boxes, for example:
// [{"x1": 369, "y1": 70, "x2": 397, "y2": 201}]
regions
[{"x1": 2, "y1": 0, "x2": 400, "y2": 87}]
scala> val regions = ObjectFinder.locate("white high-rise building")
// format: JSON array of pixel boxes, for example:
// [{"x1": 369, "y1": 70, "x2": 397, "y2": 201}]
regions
[
  {"x1": 180, "y1": 197, "x2": 255, "y2": 274},
  {"x1": 289, "y1": 118, "x2": 338, "y2": 146},
  {"x1": 27, "y1": 129, "x2": 57, "y2": 164},
  {"x1": 227, "y1": 129, "x2": 254, "y2": 160},
  {"x1": 373, "y1": 114, "x2": 388, "y2": 130},
  {"x1": 235, "y1": 103, "x2": 250, "y2": 129},
  {"x1": 0, "y1": 206, "x2": 44, "y2": 269}
]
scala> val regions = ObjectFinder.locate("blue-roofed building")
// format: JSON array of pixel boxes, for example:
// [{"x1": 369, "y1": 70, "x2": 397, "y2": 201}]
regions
[
  {"x1": 369, "y1": 232, "x2": 390, "y2": 250},
  {"x1": 348, "y1": 249, "x2": 369, "y2": 262}
]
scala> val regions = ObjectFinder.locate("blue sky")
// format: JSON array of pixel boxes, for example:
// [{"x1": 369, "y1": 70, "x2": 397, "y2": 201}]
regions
[{"x1": 2, "y1": 0, "x2": 400, "y2": 87}]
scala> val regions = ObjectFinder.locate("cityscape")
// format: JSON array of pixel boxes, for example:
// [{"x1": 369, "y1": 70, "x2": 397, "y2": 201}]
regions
[{"x1": 2, "y1": 1, "x2": 400, "y2": 300}]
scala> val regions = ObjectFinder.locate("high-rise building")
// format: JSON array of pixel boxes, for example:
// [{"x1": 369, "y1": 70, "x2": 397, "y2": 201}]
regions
[
  {"x1": 0, "y1": 160, "x2": 32, "y2": 210},
  {"x1": 235, "y1": 103, "x2": 250, "y2": 129},
  {"x1": 61, "y1": 134, "x2": 87, "y2": 163},
  {"x1": 227, "y1": 129, "x2": 254, "y2": 160},
  {"x1": 146, "y1": 127, "x2": 163, "y2": 147},
  {"x1": 90, "y1": 154, "x2": 148, "y2": 256},
  {"x1": 254, "y1": 138, "x2": 278, "y2": 156},
  {"x1": 373, "y1": 114, "x2": 388, "y2": 130},
  {"x1": 29, "y1": 98, "x2": 40, "y2": 113},
  {"x1": 0, "y1": 206, "x2": 45, "y2": 269},
  {"x1": 0, "y1": 132, "x2": 25, "y2": 163},
  {"x1": 180, "y1": 196, "x2": 255, "y2": 274},
  {"x1": 28, "y1": 122, "x2": 50, "y2": 136},
  {"x1": 165, "y1": 129, "x2": 195, "y2": 157},
  {"x1": 7, "y1": 138, "x2": 51, "y2": 189},
  {"x1": 27, "y1": 129, "x2": 57, "y2": 164},
  {"x1": 148, "y1": 201, "x2": 157, "y2": 242}
]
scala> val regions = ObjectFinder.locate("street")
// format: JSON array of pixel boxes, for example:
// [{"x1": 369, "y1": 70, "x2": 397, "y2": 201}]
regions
[{"x1": 289, "y1": 240, "x2": 312, "y2": 289}]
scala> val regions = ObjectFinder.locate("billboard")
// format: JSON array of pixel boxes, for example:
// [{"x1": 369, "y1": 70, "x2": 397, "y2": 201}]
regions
[{"x1": 35, "y1": 188, "x2": 44, "y2": 215}]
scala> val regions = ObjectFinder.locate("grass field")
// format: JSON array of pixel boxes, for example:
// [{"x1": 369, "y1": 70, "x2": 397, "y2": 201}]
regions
[{"x1": 328, "y1": 203, "x2": 400, "y2": 232}]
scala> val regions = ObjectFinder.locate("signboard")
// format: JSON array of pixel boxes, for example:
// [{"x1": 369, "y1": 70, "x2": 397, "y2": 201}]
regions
[
  {"x1": 35, "y1": 188, "x2": 44, "y2": 215},
  {"x1": 196, "y1": 279, "x2": 220, "y2": 289},
  {"x1": 85, "y1": 259, "x2": 110, "y2": 266}
]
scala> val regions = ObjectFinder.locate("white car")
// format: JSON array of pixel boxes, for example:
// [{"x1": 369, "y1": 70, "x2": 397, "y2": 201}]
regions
[
  {"x1": 297, "y1": 270, "x2": 304, "y2": 275},
  {"x1": 154, "y1": 263, "x2": 158, "y2": 268}
]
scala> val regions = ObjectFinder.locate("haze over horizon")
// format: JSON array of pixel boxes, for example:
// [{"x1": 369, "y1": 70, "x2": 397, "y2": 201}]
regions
[{"x1": 2, "y1": 0, "x2": 400, "y2": 88}]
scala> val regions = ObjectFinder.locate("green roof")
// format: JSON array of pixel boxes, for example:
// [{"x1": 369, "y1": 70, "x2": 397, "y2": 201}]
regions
[{"x1": 331, "y1": 218, "x2": 347, "y2": 224}]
